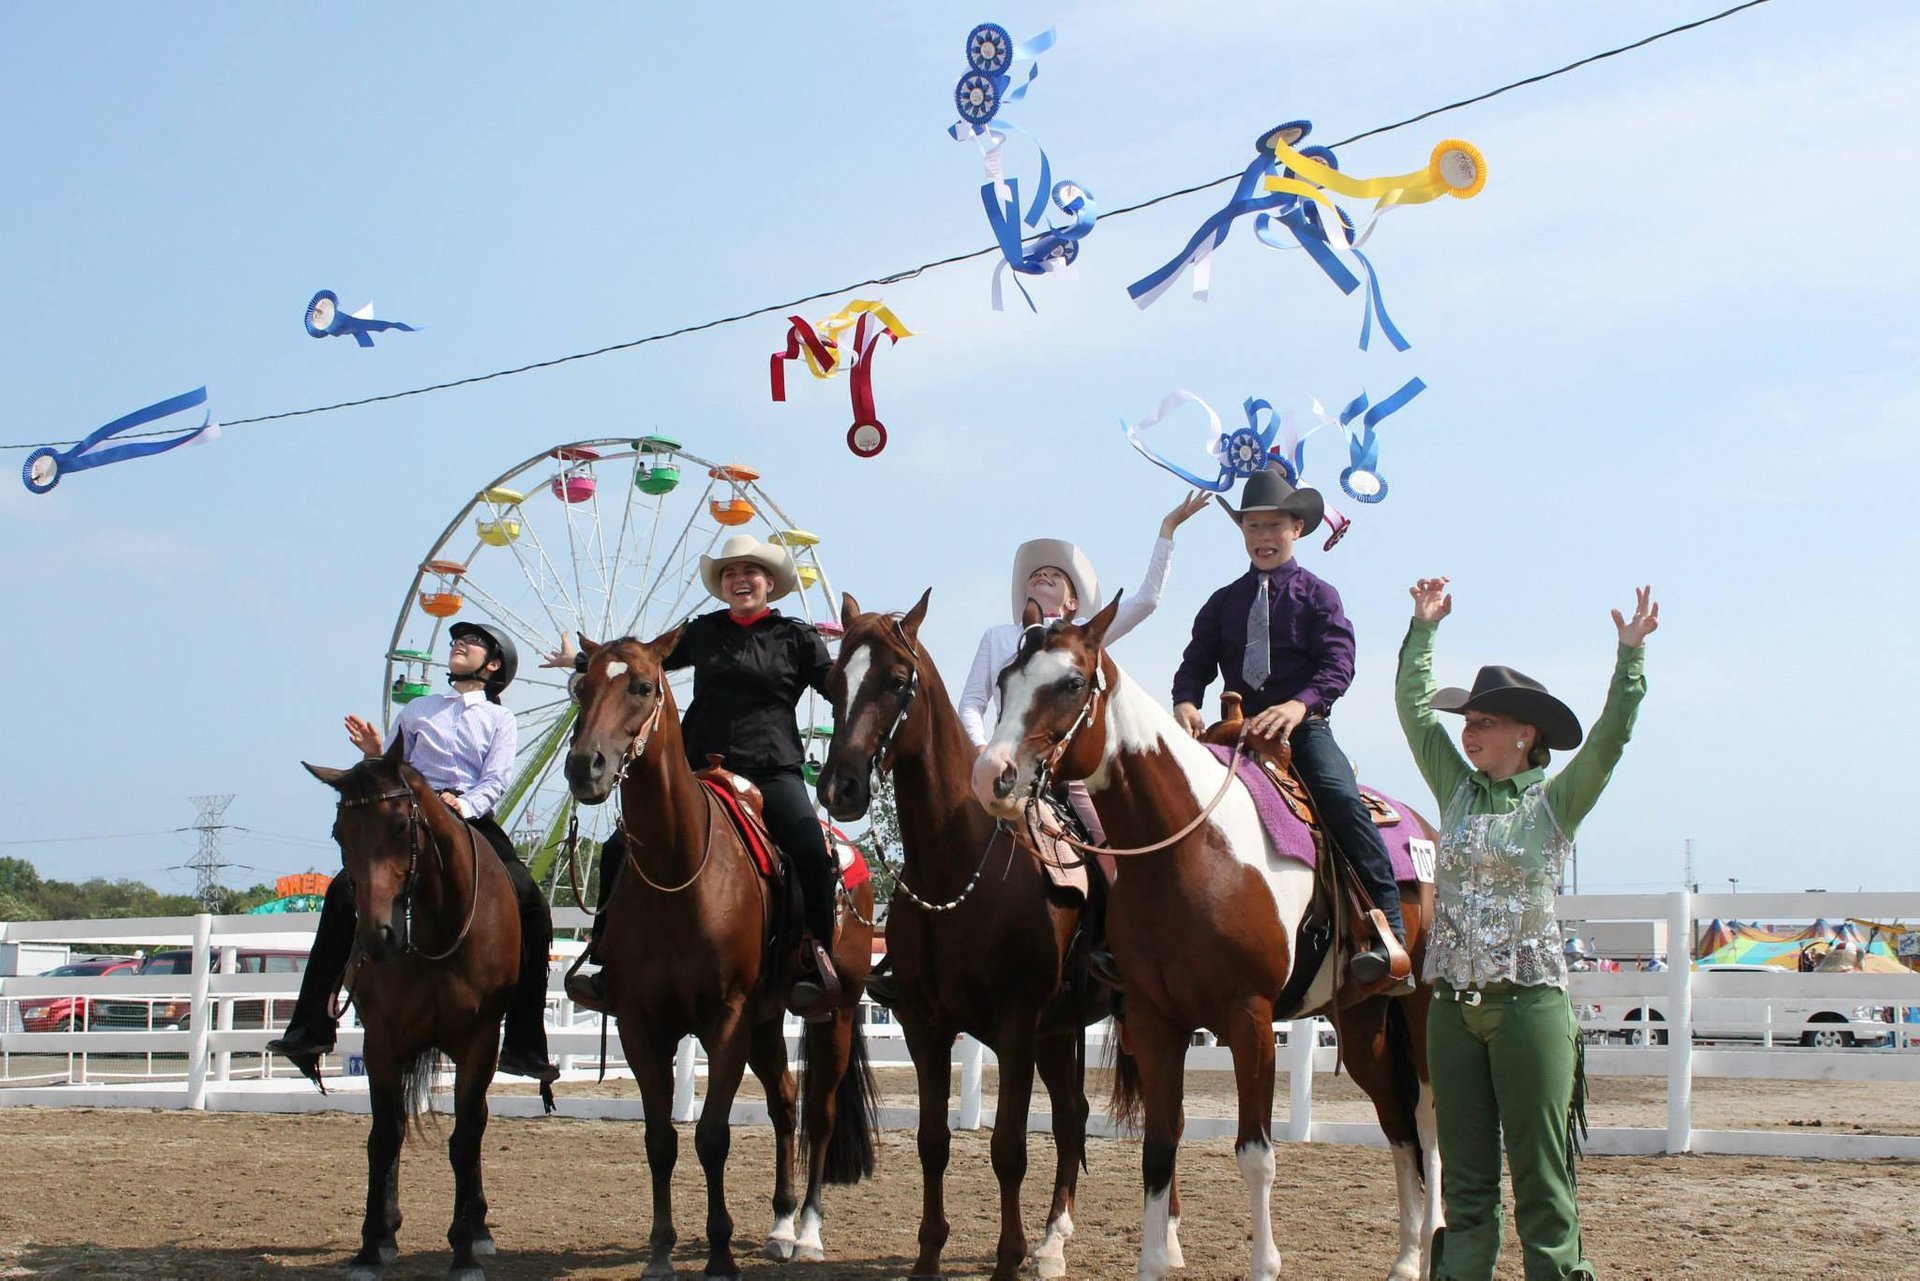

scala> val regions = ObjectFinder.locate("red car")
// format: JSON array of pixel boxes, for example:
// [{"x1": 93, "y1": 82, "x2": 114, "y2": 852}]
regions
[{"x1": 19, "y1": 956, "x2": 139, "y2": 1032}]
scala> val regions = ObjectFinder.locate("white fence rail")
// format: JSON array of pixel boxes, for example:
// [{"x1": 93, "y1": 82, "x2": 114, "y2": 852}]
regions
[{"x1": 5, "y1": 892, "x2": 1919, "y2": 1160}]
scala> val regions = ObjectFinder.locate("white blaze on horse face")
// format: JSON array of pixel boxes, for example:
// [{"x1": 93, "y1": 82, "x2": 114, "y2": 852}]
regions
[
  {"x1": 603, "y1": 660, "x2": 628, "y2": 679},
  {"x1": 1238, "y1": 1139, "x2": 1281, "y2": 1281},
  {"x1": 839, "y1": 643, "x2": 873, "y2": 726},
  {"x1": 979, "y1": 646, "x2": 1079, "y2": 815}
]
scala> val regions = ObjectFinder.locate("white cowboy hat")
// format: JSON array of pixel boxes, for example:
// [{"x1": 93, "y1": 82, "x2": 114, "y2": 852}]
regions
[
  {"x1": 1009, "y1": 538, "x2": 1102, "y2": 624},
  {"x1": 700, "y1": 534, "x2": 798, "y2": 603}
]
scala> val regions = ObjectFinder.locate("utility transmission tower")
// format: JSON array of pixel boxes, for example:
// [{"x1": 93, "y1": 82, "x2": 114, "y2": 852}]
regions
[{"x1": 188, "y1": 794, "x2": 235, "y2": 912}]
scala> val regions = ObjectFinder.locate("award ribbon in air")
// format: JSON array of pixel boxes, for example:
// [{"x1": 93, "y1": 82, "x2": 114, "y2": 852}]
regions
[
  {"x1": 21, "y1": 387, "x2": 219, "y2": 495},
  {"x1": 770, "y1": 300, "x2": 914, "y2": 458},
  {"x1": 304, "y1": 290, "x2": 419, "y2": 347},
  {"x1": 1306, "y1": 377, "x2": 1427, "y2": 505}
]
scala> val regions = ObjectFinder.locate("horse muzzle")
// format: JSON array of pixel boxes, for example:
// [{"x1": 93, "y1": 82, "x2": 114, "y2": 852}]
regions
[
  {"x1": 564, "y1": 746, "x2": 616, "y2": 805},
  {"x1": 816, "y1": 762, "x2": 870, "y2": 822},
  {"x1": 970, "y1": 746, "x2": 1025, "y2": 820},
  {"x1": 358, "y1": 919, "x2": 403, "y2": 964}
]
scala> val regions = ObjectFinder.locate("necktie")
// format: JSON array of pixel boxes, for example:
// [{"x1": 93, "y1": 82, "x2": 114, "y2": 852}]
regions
[{"x1": 1243, "y1": 574, "x2": 1271, "y2": 689}]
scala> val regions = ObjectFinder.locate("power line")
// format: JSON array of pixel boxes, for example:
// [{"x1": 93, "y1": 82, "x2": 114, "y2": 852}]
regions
[
  {"x1": 1, "y1": 0, "x2": 1776, "y2": 453},
  {"x1": 0, "y1": 828, "x2": 188, "y2": 846}
]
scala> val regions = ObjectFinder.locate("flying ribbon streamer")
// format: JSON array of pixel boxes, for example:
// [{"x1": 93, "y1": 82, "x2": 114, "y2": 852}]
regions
[
  {"x1": 304, "y1": 290, "x2": 419, "y2": 347},
  {"x1": 1264, "y1": 134, "x2": 1487, "y2": 236},
  {"x1": 21, "y1": 387, "x2": 218, "y2": 495},
  {"x1": 1306, "y1": 377, "x2": 1427, "y2": 505},
  {"x1": 769, "y1": 300, "x2": 913, "y2": 458},
  {"x1": 985, "y1": 178, "x2": 1097, "y2": 312},
  {"x1": 1123, "y1": 391, "x2": 1283, "y2": 492}
]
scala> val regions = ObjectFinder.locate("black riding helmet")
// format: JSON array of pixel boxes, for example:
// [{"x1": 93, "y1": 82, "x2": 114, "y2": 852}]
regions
[{"x1": 447, "y1": 621, "x2": 518, "y2": 703}]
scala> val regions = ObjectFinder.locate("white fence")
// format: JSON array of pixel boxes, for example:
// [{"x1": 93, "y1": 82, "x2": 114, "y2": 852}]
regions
[{"x1": 4, "y1": 891, "x2": 1918, "y2": 1160}]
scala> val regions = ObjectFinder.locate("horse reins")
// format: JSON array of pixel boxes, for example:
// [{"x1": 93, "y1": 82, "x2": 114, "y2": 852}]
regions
[{"x1": 334, "y1": 786, "x2": 482, "y2": 963}]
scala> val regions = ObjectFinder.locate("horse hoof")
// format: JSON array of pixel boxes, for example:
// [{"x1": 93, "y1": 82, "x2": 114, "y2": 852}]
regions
[
  {"x1": 1034, "y1": 1255, "x2": 1068, "y2": 1279},
  {"x1": 640, "y1": 1263, "x2": 676, "y2": 1280},
  {"x1": 378, "y1": 1243, "x2": 399, "y2": 1264},
  {"x1": 794, "y1": 1244, "x2": 825, "y2": 1263},
  {"x1": 347, "y1": 1268, "x2": 381, "y2": 1281},
  {"x1": 448, "y1": 1267, "x2": 486, "y2": 1281},
  {"x1": 762, "y1": 1238, "x2": 796, "y2": 1261},
  {"x1": 471, "y1": 1235, "x2": 497, "y2": 1257}
]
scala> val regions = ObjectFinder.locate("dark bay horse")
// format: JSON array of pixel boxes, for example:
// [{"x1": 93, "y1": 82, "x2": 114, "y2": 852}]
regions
[
  {"x1": 564, "y1": 630, "x2": 877, "y2": 1279},
  {"x1": 974, "y1": 599, "x2": 1441, "y2": 1281},
  {"x1": 817, "y1": 591, "x2": 1107, "y2": 1280},
  {"x1": 304, "y1": 743, "x2": 525, "y2": 1281}
]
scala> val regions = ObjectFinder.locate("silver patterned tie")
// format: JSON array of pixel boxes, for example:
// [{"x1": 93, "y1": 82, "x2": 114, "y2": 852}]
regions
[{"x1": 1243, "y1": 573, "x2": 1271, "y2": 689}]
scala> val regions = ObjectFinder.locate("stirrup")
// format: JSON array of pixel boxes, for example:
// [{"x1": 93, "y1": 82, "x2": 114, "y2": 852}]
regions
[
  {"x1": 565, "y1": 969, "x2": 610, "y2": 1014},
  {"x1": 1086, "y1": 947, "x2": 1125, "y2": 990},
  {"x1": 788, "y1": 940, "x2": 843, "y2": 1021}
]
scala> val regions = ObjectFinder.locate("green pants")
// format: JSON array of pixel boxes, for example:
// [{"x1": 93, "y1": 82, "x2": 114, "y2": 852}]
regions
[{"x1": 1427, "y1": 982, "x2": 1595, "y2": 1281}]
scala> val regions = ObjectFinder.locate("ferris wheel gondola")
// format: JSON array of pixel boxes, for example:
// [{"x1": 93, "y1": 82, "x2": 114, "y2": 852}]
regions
[{"x1": 382, "y1": 438, "x2": 838, "y2": 905}]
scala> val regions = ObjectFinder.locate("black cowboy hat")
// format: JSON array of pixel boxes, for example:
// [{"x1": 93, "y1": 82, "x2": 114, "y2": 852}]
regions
[
  {"x1": 1429, "y1": 665, "x2": 1583, "y2": 751},
  {"x1": 1214, "y1": 464, "x2": 1324, "y2": 535}
]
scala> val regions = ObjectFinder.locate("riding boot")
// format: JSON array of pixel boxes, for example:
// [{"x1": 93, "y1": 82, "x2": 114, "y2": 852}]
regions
[
  {"x1": 267, "y1": 874, "x2": 354, "y2": 1073},
  {"x1": 788, "y1": 937, "x2": 843, "y2": 1023},
  {"x1": 565, "y1": 829, "x2": 621, "y2": 1014},
  {"x1": 1288, "y1": 719, "x2": 1410, "y2": 988},
  {"x1": 497, "y1": 879, "x2": 560, "y2": 1085},
  {"x1": 862, "y1": 955, "x2": 898, "y2": 1009}
]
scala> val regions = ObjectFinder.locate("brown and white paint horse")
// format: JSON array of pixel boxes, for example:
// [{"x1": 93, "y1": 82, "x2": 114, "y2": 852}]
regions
[
  {"x1": 974, "y1": 599, "x2": 1441, "y2": 1281},
  {"x1": 565, "y1": 630, "x2": 877, "y2": 1279},
  {"x1": 816, "y1": 591, "x2": 1107, "y2": 1280}
]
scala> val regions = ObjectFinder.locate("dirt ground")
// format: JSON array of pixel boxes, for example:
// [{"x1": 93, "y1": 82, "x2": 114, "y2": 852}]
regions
[{"x1": 2, "y1": 1085, "x2": 1918, "y2": 1280}]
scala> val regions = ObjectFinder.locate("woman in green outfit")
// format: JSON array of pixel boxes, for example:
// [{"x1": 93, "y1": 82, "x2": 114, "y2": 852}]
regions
[{"x1": 1397, "y1": 577, "x2": 1658, "y2": 1281}]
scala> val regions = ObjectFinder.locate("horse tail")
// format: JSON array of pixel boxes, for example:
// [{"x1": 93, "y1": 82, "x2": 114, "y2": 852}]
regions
[
  {"x1": 1384, "y1": 998, "x2": 1424, "y2": 1176},
  {"x1": 802, "y1": 1016, "x2": 879, "y2": 1184},
  {"x1": 401, "y1": 1049, "x2": 442, "y2": 1138},
  {"x1": 1105, "y1": 1019, "x2": 1144, "y2": 1132}
]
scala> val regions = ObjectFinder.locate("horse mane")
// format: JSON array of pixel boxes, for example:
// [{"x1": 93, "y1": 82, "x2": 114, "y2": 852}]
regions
[{"x1": 333, "y1": 754, "x2": 422, "y2": 806}]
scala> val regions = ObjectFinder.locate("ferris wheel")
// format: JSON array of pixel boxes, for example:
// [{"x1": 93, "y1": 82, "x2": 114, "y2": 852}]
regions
[{"x1": 380, "y1": 436, "x2": 842, "y2": 902}]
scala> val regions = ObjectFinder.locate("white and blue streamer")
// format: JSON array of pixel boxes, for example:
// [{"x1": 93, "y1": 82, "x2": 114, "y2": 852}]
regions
[{"x1": 22, "y1": 387, "x2": 217, "y2": 495}]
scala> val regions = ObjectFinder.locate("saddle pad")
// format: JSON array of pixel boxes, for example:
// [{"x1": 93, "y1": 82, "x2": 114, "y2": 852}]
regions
[
  {"x1": 1022, "y1": 805, "x2": 1090, "y2": 900},
  {"x1": 1204, "y1": 744, "x2": 1428, "y2": 883},
  {"x1": 823, "y1": 821, "x2": 873, "y2": 890},
  {"x1": 700, "y1": 777, "x2": 779, "y2": 879}
]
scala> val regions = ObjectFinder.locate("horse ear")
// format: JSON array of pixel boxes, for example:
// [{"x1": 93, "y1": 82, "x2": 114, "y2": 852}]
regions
[
  {"x1": 578, "y1": 634, "x2": 601, "y2": 656},
  {"x1": 383, "y1": 735, "x2": 406, "y2": 768},
  {"x1": 1082, "y1": 591, "x2": 1124, "y2": 651},
  {"x1": 840, "y1": 592, "x2": 861, "y2": 630},
  {"x1": 1021, "y1": 596, "x2": 1044, "y2": 628},
  {"x1": 901, "y1": 587, "x2": 932, "y2": 639},
  {"x1": 646, "y1": 623, "x2": 686, "y2": 657},
  {"x1": 303, "y1": 761, "x2": 349, "y2": 789}
]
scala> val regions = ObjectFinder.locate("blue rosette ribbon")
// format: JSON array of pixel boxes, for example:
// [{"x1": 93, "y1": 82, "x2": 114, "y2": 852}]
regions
[
  {"x1": 985, "y1": 179, "x2": 1097, "y2": 312},
  {"x1": 305, "y1": 289, "x2": 419, "y2": 348},
  {"x1": 1253, "y1": 146, "x2": 1410, "y2": 352},
  {"x1": 21, "y1": 387, "x2": 217, "y2": 495},
  {"x1": 952, "y1": 23, "x2": 1056, "y2": 131},
  {"x1": 1319, "y1": 377, "x2": 1426, "y2": 504},
  {"x1": 1123, "y1": 390, "x2": 1288, "y2": 492}
]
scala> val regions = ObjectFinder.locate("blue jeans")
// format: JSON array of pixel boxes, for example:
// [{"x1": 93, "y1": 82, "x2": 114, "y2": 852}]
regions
[{"x1": 1288, "y1": 716, "x2": 1404, "y2": 938}]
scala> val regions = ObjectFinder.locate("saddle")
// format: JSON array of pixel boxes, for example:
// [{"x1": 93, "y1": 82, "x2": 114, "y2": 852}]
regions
[
  {"x1": 695, "y1": 759, "x2": 781, "y2": 882},
  {"x1": 1201, "y1": 694, "x2": 1411, "y2": 1001}
]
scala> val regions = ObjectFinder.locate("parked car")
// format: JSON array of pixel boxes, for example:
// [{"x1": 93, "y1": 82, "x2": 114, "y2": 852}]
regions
[
  {"x1": 1605, "y1": 963, "x2": 1894, "y2": 1047},
  {"x1": 18, "y1": 956, "x2": 139, "y2": 1031},
  {"x1": 89, "y1": 948, "x2": 307, "y2": 1031}
]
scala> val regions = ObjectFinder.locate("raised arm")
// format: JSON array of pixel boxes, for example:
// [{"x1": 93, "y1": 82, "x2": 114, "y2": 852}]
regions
[
  {"x1": 1395, "y1": 577, "x2": 1470, "y2": 805},
  {"x1": 1547, "y1": 587, "x2": 1656, "y2": 834},
  {"x1": 1107, "y1": 491, "x2": 1209, "y2": 644},
  {"x1": 957, "y1": 629, "x2": 1000, "y2": 747}
]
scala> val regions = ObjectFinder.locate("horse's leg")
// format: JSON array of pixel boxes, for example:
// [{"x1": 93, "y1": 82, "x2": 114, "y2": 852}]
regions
[
  {"x1": 747, "y1": 1015, "x2": 800, "y2": 1261},
  {"x1": 1224, "y1": 995, "x2": 1280, "y2": 1281},
  {"x1": 1031, "y1": 1029, "x2": 1088, "y2": 1279},
  {"x1": 1127, "y1": 1005, "x2": 1188, "y2": 1281},
  {"x1": 903, "y1": 1016, "x2": 957, "y2": 1278},
  {"x1": 445, "y1": 1037, "x2": 496, "y2": 1280},
  {"x1": 985, "y1": 1021, "x2": 1038, "y2": 1281},
  {"x1": 694, "y1": 1003, "x2": 752, "y2": 1278},
  {"x1": 1338, "y1": 994, "x2": 1436, "y2": 1281},
  {"x1": 1405, "y1": 987, "x2": 1446, "y2": 1265},
  {"x1": 1167, "y1": 1113, "x2": 1186, "y2": 1270},
  {"x1": 793, "y1": 1012, "x2": 853, "y2": 1264},
  {"x1": 621, "y1": 1021, "x2": 681, "y2": 1279},
  {"x1": 352, "y1": 1060, "x2": 406, "y2": 1277}
]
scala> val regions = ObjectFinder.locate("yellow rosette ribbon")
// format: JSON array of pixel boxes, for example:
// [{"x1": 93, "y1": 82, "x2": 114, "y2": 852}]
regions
[
  {"x1": 806, "y1": 300, "x2": 914, "y2": 379},
  {"x1": 1263, "y1": 137, "x2": 1486, "y2": 224}
]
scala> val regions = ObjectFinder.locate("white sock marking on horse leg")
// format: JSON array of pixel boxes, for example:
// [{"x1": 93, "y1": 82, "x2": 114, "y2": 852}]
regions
[
  {"x1": 1034, "y1": 1208, "x2": 1073, "y2": 1278},
  {"x1": 1417, "y1": 1082, "x2": 1445, "y2": 1248},
  {"x1": 1238, "y1": 1140, "x2": 1280, "y2": 1281},
  {"x1": 795, "y1": 1205, "x2": 824, "y2": 1261},
  {"x1": 1166, "y1": 1215, "x2": 1185, "y2": 1269},
  {"x1": 1137, "y1": 1188, "x2": 1172, "y2": 1280},
  {"x1": 1388, "y1": 1140, "x2": 1425, "y2": 1281},
  {"x1": 763, "y1": 1208, "x2": 798, "y2": 1260}
]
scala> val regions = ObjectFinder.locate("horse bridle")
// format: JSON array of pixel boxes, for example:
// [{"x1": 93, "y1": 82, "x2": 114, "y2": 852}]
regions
[
  {"x1": 864, "y1": 618, "x2": 922, "y2": 781},
  {"x1": 1028, "y1": 646, "x2": 1108, "y2": 794},
  {"x1": 334, "y1": 786, "x2": 481, "y2": 962}
]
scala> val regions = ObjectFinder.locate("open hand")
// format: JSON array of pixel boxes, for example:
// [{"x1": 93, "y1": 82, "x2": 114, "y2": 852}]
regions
[
  {"x1": 1612, "y1": 586, "x2": 1660, "y2": 647},
  {"x1": 343, "y1": 714, "x2": 383, "y2": 758},
  {"x1": 1247, "y1": 699, "x2": 1307, "y2": 742},
  {"x1": 1173, "y1": 701, "x2": 1206, "y2": 739},
  {"x1": 1159, "y1": 490, "x2": 1211, "y2": 539},
  {"x1": 1409, "y1": 577, "x2": 1452, "y2": 624},
  {"x1": 540, "y1": 633, "x2": 580, "y2": 670}
]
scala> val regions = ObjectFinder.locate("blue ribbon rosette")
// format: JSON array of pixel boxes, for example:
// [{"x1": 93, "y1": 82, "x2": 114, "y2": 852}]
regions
[
  {"x1": 984, "y1": 178, "x2": 1097, "y2": 312},
  {"x1": 21, "y1": 387, "x2": 217, "y2": 495},
  {"x1": 1316, "y1": 378, "x2": 1427, "y2": 504},
  {"x1": 1122, "y1": 391, "x2": 1289, "y2": 492},
  {"x1": 952, "y1": 22, "x2": 1055, "y2": 130},
  {"x1": 305, "y1": 290, "x2": 418, "y2": 347}
]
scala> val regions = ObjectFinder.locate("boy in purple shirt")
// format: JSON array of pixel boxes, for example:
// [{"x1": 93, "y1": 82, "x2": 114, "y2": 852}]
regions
[{"x1": 1171, "y1": 465, "x2": 1407, "y2": 984}]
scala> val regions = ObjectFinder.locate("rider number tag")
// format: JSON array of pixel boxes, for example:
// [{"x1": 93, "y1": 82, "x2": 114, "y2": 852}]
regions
[{"x1": 1408, "y1": 838, "x2": 1436, "y2": 884}]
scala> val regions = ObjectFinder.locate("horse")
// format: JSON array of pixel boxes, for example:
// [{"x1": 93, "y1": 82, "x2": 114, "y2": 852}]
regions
[
  {"x1": 973, "y1": 598, "x2": 1442, "y2": 1281},
  {"x1": 303, "y1": 742, "x2": 526, "y2": 1281},
  {"x1": 816, "y1": 591, "x2": 1110, "y2": 1280},
  {"x1": 563, "y1": 629, "x2": 878, "y2": 1279}
]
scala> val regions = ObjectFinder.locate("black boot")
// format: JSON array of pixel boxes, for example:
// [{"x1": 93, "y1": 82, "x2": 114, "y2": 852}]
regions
[
  {"x1": 1086, "y1": 947, "x2": 1125, "y2": 988},
  {"x1": 863, "y1": 956, "x2": 898, "y2": 1009},
  {"x1": 788, "y1": 938, "x2": 843, "y2": 1022}
]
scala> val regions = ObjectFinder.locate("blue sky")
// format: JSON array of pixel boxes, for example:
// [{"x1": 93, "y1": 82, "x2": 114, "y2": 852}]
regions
[{"x1": 3, "y1": 2, "x2": 1914, "y2": 900}]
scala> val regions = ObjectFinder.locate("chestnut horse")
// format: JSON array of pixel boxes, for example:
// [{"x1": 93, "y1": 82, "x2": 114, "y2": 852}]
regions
[
  {"x1": 564, "y1": 630, "x2": 877, "y2": 1279},
  {"x1": 304, "y1": 744, "x2": 526, "y2": 1281},
  {"x1": 816, "y1": 591, "x2": 1110, "y2": 1280},
  {"x1": 975, "y1": 599, "x2": 1442, "y2": 1281}
]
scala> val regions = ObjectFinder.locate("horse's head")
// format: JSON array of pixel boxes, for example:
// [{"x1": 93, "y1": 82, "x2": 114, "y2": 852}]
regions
[
  {"x1": 817, "y1": 588, "x2": 931, "y2": 821},
  {"x1": 563, "y1": 627, "x2": 683, "y2": 805},
  {"x1": 971, "y1": 594, "x2": 1122, "y2": 820},
  {"x1": 304, "y1": 743, "x2": 438, "y2": 963}
]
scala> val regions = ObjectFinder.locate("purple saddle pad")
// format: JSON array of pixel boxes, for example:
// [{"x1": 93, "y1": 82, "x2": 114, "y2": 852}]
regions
[{"x1": 1204, "y1": 744, "x2": 1427, "y2": 883}]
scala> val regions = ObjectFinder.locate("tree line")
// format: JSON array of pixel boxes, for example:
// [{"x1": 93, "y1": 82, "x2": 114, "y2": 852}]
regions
[{"x1": 0, "y1": 856, "x2": 282, "y2": 925}]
